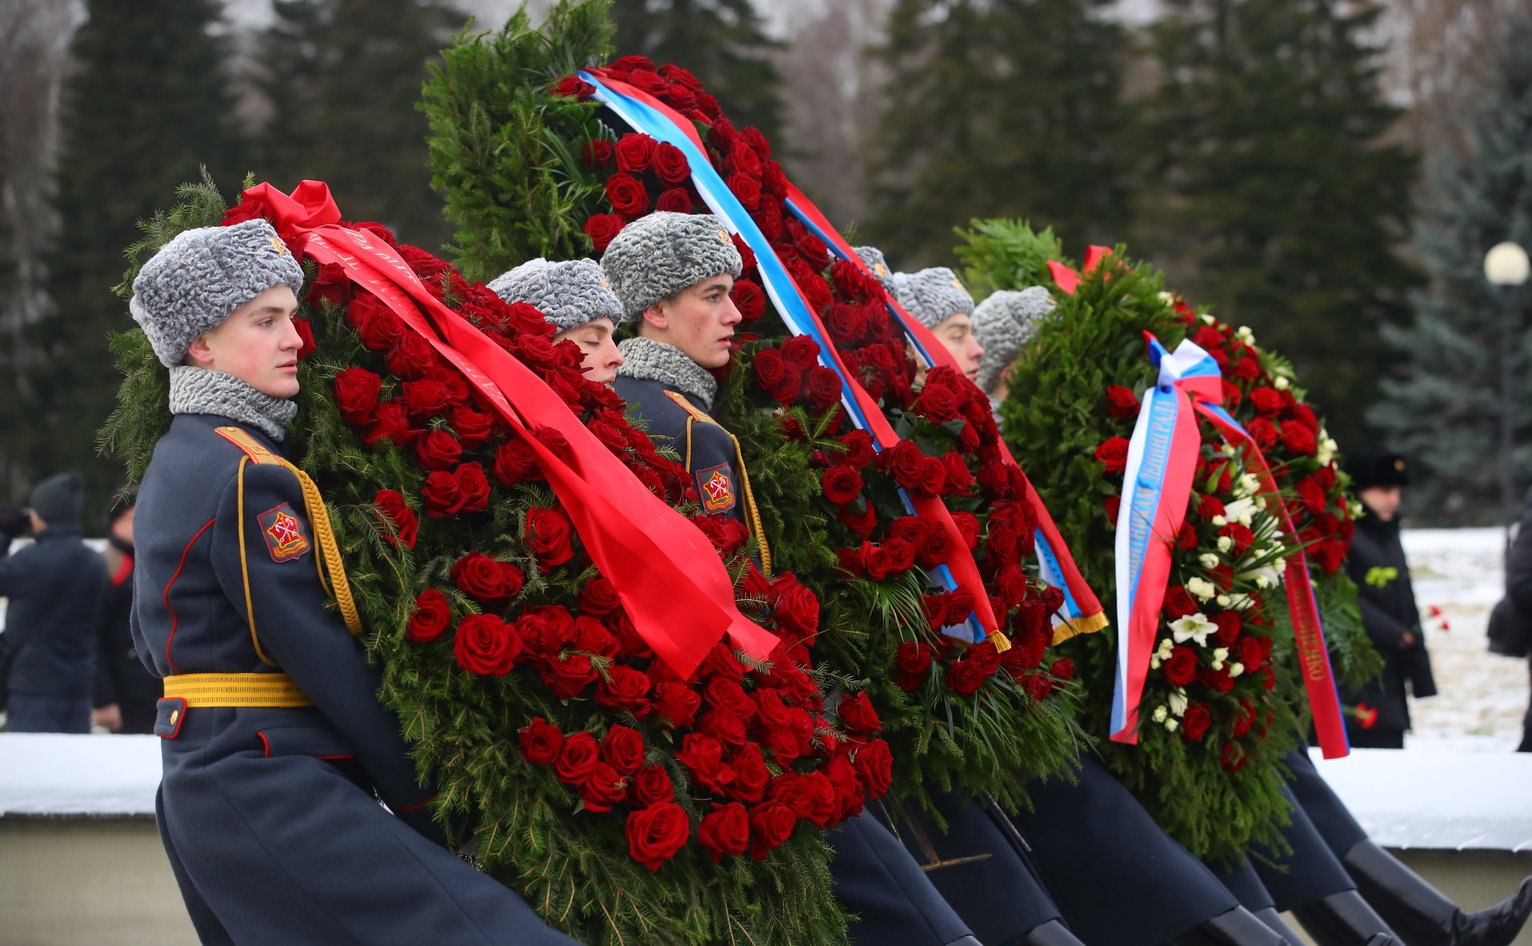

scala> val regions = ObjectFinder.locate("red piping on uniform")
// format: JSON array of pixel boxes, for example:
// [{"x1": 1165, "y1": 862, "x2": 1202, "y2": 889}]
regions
[
  {"x1": 111, "y1": 553, "x2": 133, "y2": 587},
  {"x1": 163, "y1": 518, "x2": 216, "y2": 675},
  {"x1": 396, "y1": 792, "x2": 438, "y2": 812},
  {"x1": 259, "y1": 732, "x2": 272, "y2": 758}
]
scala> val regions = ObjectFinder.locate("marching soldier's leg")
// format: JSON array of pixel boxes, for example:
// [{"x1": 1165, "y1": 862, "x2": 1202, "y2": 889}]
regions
[
  {"x1": 155, "y1": 785, "x2": 234, "y2": 946},
  {"x1": 898, "y1": 790, "x2": 1083, "y2": 946},
  {"x1": 830, "y1": 811, "x2": 982, "y2": 946},
  {"x1": 1205, "y1": 856, "x2": 1305, "y2": 943}
]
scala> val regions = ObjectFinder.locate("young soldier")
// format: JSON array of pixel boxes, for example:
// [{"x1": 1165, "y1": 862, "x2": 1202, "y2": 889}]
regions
[
  {"x1": 600, "y1": 211, "x2": 986, "y2": 946},
  {"x1": 489, "y1": 257, "x2": 626, "y2": 385},
  {"x1": 128, "y1": 220, "x2": 578, "y2": 945},
  {"x1": 972, "y1": 287, "x2": 1053, "y2": 408},
  {"x1": 889, "y1": 267, "x2": 986, "y2": 385}
]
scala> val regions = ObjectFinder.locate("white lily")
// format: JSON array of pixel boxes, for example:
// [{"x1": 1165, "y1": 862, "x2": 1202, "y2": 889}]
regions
[
  {"x1": 1168, "y1": 689, "x2": 1189, "y2": 717},
  {"x1": 1170, "y1": 612, "x2": 1217, "y2": 646}
]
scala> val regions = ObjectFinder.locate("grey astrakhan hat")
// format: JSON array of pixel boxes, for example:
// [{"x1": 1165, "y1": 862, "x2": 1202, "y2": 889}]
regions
[
  {"x1": 853, "y1": 245, "x2": 895, "y2": 292},
  {"x1": 888, "y1": 266, "x2": 975, "y2": 330},
  {"x1": 487, "y1": 258, "x2": 625, "y2": 333},
  {"x1": 129, "y1": 219, "x2": 305, "y2": 367},
  {"x1": 599, "y1": 212, "x2": 742, "y2": 319},
  {"x1": 973, "y1": 286, "x2": 1055, "y2": 393}
]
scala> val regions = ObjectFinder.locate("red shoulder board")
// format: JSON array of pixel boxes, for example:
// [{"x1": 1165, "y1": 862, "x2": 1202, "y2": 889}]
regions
[{"x1": 258, "y1": 503, "x2": 311, "y2": 562}]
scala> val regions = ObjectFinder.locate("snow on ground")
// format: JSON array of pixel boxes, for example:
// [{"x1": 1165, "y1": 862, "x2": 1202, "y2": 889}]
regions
[{"x1": 1400, "y1": 527, "x2": 1529, "y2": 752}]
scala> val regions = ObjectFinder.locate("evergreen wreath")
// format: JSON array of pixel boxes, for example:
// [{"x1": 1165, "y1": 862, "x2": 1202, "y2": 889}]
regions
[
  {"x1": 958, "y1": 219, "x2": 1380, "y2": 862},
  {"x1": 101, "y1": 171, "x2": 903, "y2": 945},
  {"x1": 423, "y1": 0, "x2": 1087, "y2": 824}
]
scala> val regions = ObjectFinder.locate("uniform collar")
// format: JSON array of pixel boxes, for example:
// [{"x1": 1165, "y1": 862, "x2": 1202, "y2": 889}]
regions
[{"x1": 616, "y1": 337, "x2": 718, "y2": 410}]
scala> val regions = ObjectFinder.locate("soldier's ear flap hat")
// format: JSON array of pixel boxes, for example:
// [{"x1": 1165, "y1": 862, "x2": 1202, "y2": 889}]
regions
[
  {"x1": 599, "y1": 212, "x2": 742, "y2": 320},
  {"x1": 973, "y1": 286, "x2": 1055, "y2": 393},
  {"x1": 129, "y1": 219, "x2": 305, "y2": 367},
  {"x1": 852, "y1": 245, "x2": 896, "y2": 293},
  {"x1": 888, "y1": 266, "x2": 975, "y2": 330},
  {"x1": 1344, "y1": 445, "x2": 1410, "y2": 490},
  {"x1": 488, "y1": 258, "x2": 625, "y2": 333}
]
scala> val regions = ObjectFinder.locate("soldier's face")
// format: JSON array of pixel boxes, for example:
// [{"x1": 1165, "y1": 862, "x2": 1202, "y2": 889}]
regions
[
  {"x1": 189, "y1": 285, "x2": 304, "y2": 399},
  {"x1": 932, "y1": 312, "x2": 985, "y2": 383},
  {"x1": 555, "y1": 317, "x2": 623, "y2": 386},
  {"x1": 642, "y1": 274, "x2": 741, "y2": 370}
]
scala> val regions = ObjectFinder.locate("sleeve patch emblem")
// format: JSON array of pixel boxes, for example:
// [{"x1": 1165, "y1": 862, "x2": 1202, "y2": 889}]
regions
[
  {"x1": 258, "y1": 503, "x2": 311, "y2": 562},
  {"x1": 696, "y1": 464, "x2": 736, "y2": 515}
]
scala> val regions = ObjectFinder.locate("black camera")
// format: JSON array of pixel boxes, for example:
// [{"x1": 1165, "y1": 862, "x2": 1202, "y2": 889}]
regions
[{"x1": 0, "y1": 505, "x2": 33, "y2": 538}]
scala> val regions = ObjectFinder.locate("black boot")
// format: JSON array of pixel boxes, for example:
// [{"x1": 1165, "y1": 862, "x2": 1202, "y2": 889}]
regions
[
  {"x1": 1014, "y1": 919, "x2": 1086, "y2": 945},
  {"x1": 1254, "y1": 907, "x2": 1305, "y2": 942},
  {"x1": 1290, "y1": 890, "x2": 1401, "y2": 945},
  {"x1": 1345, "y1": 840, "x2": 1532, "y2": 946},
  {"x1": 1170, "y1": 906, "x2": 1292, "y2": 945}
]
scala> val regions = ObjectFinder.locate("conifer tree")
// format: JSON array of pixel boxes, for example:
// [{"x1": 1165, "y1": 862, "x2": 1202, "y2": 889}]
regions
[
  {"x1": 253, "y1": 0, "x2": 468, "y2": 255},
  {"x1": 1136, "y1": 0, "x2": 1419, "y2": 448},
  {"x1": 1369, "y1": 12, "x2": 1532, "y2": 523},
  {"x1": 610, "y1": 0, "x2": 785, "y2": 143},
  {"x1": 864, "y1": 0, "x2": 1131, "y2": 268},
  {"x1": 31, "y1": 0, "x2": 242, "y2": 502}
]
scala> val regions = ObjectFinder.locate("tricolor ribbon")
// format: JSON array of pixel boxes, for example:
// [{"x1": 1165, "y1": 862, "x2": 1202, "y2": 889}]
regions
[
  {"x1": 1111, "y1": 334, "x2": 1348, "y2": 758},
  {"x1": 783, "y1": 184, "x2": 1108, "y2": 642},
  {"x1": 236, "y1": 180, "x2": 779, "y2": 682},
  {"x1": 583, "y1": 70, "x2": 1005, "y2": 647}
]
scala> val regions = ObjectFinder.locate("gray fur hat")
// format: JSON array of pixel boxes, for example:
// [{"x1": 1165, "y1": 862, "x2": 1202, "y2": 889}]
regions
[
  {"x1": 853, "y1": 245, "x2": 895, "y2": 292},
  {"x1": 888, "y1": 267, "x2": 975, "y2": 330},
  {"x1": 974, "y1": 287, "x2": 1055, "y2": 393},
  {"x1": 129, "y1": 219, "x2": 305, "y2": 367},
  {"x1": 487, "y1": 258, "x2": 625, "y2": 333},
  {"x1": 30, "y1": 471, "x2": 84, "y2": 527},
  {"x1": 600, "y1": 212, "x2": 742, "y2": 319}
]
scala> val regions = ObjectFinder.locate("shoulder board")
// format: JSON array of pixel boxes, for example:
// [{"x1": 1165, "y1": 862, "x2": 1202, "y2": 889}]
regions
[
  {"x1": 662, "y1": 391, "x2": 721, "y2": 428},
  {"x1": 214, "y1": 426, "x2": 286, "y2": 465}
]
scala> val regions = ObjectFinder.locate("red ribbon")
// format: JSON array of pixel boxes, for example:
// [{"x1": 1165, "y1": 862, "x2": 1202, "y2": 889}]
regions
[
  {"x1": 239, "y1": 181, "x2": 779, "y2": 680},
  {"x1": 1047, "y1": 245, "x2": 1114, "y2": 296}
]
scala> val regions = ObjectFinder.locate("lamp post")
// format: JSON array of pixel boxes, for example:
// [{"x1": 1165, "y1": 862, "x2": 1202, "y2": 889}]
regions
[{"x1": 1484, "y1": 241, "x2": 1529, "y2": 560}]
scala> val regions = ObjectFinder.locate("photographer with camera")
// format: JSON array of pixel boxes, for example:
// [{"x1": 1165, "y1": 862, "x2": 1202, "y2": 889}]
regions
[{"x1": 0, "y1": 471, "x2": 109, "y2": 732}]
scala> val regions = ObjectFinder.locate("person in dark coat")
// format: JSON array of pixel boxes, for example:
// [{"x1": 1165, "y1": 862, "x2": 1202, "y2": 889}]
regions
[
  {"x1": 92, "y1": 486, "x2": 159, "y2": 733},
  {"x1": 601, "y1": 212, "x2": 1013, "y2": 946},
  {"x1": 1504, "y1": 486, "x2": 1532, "y2": 752},
  {"x1": 0, "y1": 471, "x2": 108, "y2": 733},
  {"x1": 1341, "y1": 447, "x2": 1436, "y2": 748},
  {"x1": 127, "y1": 219, "x2": 578, "y2": 945}
]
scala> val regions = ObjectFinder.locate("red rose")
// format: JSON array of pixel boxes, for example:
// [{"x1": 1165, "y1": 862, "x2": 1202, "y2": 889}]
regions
[
  {"x1": 806, "y1": 367, "x2": 842, "y2": 412},
  {"x1": 728, "y1": 743, "x2": 771, "y2": 802},
  {"x1": 678, "y1": 733, "x2": 735, "y2": 795},
  {"x1": 400, "y1": 378, "x2": 452, "y2": 422},
  {"x1": 413, "y1": 429, "x2": 462, "y2": 472},
  {"x1": 1213, "y1": 611, "x2": 1243, "y2": 645},
  {"x1": 1163, "y1": 645, "x2": 1198, "y2": 687},
  {"x1": 519, "y1": 716, "x2": 564, "y2": 765},
  {"x1": 1105, "y1": 385, "x2": 1140, "y2": 420},
  {"x1": 491, "y1": 438, "x2": 541, "y2": 487},
  {"x1": 372, "y1": 489, "x2": 419, "y2": 549},
  {"x1": 1094, "y1": 436, "x2": 1130, "y2": 473},
  {"x1": 945, "y1": 658, "x2": 988, "y2": 696},
  {"x1": 880, "y1": 440, "x2": 926, "y2": 490},
  {"x1": 834, "y1": 431, "x2": 875, "y2": 470},
  {"x1": 1246, "y1": 417, "x2": 1278, "y2": 449},
  {"x1": 1183, "y1": 703, "x2": 1213, "y2": 741},
  {"x1": 698, "y1": 802, "x2": 749, "y2": 861},
  {"x1": 453, "y1": 614, "x2": 522, "y2": 676},
  {"x1": 837, "y1": 690, "x2": 881, "y2": 734},
  {"x1": 747, "y1": 801, "x2": 796, "y2": 860},
  {"x1": 776, "y1": 335, "x2": 818, "y2": 370},
  {"x1": 821, "y1": 466, "x2": 864, "y2": 506},
  {"x1": 1201, "y1": 666, "x2": 1236, "y2": 693},
  {"x1": 726, "y1": 171, "x2": 762, "y2": 210},
  {"x1": 604, "y1": 173, "x2": 650, "y2": 218},
  {"x1": 627, "y1": 802, "x2": 691, "y2": 871},
  {"x1": 1249, "y1": 387, "x2": 1284, "y2": 415},
  {"x1": 579, "y1": 762, "x2": 627, "y2": 814},
  {"x1": 333, "y1": 368, "x2": 382, "y2": 426},
  {"x1": 1280, "y1": 422, "x2": 1317, "y2": 456},
  {"x1": 768, "y1": 573, "x2": 820, "y2": 640},
  {"x1": 455, "y1": 462, "x2": 490, "y2": 515},
  {"x1": 917, "y1": 383, "x2": 960, "y2": 423},
  {"x1": 1162, "y1": 585, "x2": 1198, "y2": 619},
  {"x1": 550, "y1": 74, "x2": 595, "y2": 98},
  {"x1": 406, "y1": 589, "x2": 451, "y2": 642},
  {"x1": 385, "y1": 333, "x2": 437, "y2": 380},
  {"x1": 852, "y1": 739, "x2": 894, "y2": 798},
  {"x1": 363, "y1": 401, "x2": 416, "y2": 450},
  {"x1": 555, "y1": 731, "x2": 600, "y2": 784},
  {"x1": 596, "y1": 665, "x2": 653, "y2": 714},
  {"x1": 652, "y1": 141, "x2": 690, "y2": 183},
  {"x1": 1104, "y1": 495, "x2": 1121, "y2": 524},
  {"x1": 525, "y1": 507, "x2": 575, "y2": 570},
  {"x1": 582, "y1": 139, "x2": 614, "y2": 168},
  {"x1": 1220, "y1": 742, "x2": 1249, "y2": 773},
  {"x1": 449, "y1": 406, "x2": 494, "y2": 449},
  {"x1": 629, "y1": 764, "x2": 675, "y2": 807},
  {"x1": 353, "y1": 301, "x2": 406, "y2": 351},
  {"x1": 1050, "y1": 657, "x2": 1075, "y2": 682},
  {"x1": 451, "y1": 552, "x2": 523, "y2": 605},
  {"x1": 542, "y1": 652, "x2": 599, "y2": 699},
  {"x1": 731, "y1": 279, "x2": 766, "y2": 321},
  {"x1": 1219, "y1": 523, "x2": 1255, "y2": 555},
  {"x1": 584, "y1": 213, "x2": 625, "y2": 251},
  {"x1": 420, "y1": 470, "x2": 464, "y2": 519},
  {"x1": 614, "y1": 133, "x2": 657, "y2": 172},
  {"x1": 652, "y1": 187, "x2": 690, "y2": 213}
]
